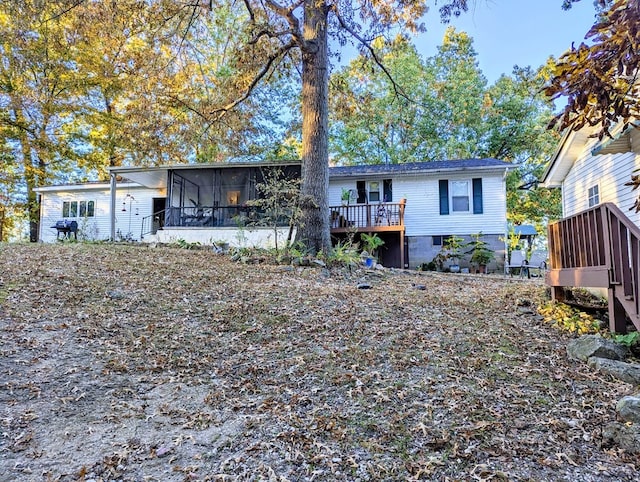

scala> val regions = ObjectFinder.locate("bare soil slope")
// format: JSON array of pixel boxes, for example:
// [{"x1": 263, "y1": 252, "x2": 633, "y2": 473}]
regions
[{"x1": 0, "y1": 244, "x2": 636, "y2": 481}]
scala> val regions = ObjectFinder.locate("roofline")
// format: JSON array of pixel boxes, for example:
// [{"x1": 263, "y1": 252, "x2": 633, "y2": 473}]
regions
[
  {"x1": 34, "y1": 181, "x2": 142, "y2": 193},
  {"x1": 328, "y1": 161, "x2": 510, "y2": 179},
  {"x1": 108, "y1": 160, "x2": 301, "y2": 175},
  {"x1": 540, "y1": 129, "x2": 572, "y2": 185}
]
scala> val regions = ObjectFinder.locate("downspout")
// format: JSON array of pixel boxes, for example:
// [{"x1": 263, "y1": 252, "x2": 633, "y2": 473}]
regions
[{"x1": 110, "y1": 173, "x2": 117, "y2": 241}]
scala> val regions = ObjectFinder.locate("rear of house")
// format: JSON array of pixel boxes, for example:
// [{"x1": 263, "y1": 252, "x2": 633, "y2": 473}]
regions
[
  {"x1": 36, "y1": 158, "x2": 510, "y2": 270},
  {"x1": 328, "y1": 159, "x2": 510, "y2": 270}
]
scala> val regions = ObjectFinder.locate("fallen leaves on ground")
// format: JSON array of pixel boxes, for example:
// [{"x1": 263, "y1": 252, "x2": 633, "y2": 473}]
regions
[{"x1": 0, "y1": 243, "x2": 637, "y2": 481}]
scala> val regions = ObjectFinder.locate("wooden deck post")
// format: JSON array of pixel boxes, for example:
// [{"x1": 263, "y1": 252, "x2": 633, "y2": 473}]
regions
[
  {"x1": 608, "y1": 288, "x2": 628, "y2": 334},
  {"x1": 551, "y1": 286, "x2": 565, "y2": 302}
]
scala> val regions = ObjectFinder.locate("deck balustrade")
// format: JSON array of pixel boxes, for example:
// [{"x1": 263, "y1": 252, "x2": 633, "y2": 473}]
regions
[
  {"x1": 547, "y1": 202, "x2": 640, "y2": 332},
  {"x1": 329, "y1": 200, "x2": 406, "y2": 233}
]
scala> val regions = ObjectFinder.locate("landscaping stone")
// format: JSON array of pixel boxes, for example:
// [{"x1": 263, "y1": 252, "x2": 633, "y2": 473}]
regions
[
  {"x1": 566, "y1": 335, "x2": 627, "y2": 362},
  {"x1": 616, "y1": 396, "x2": 640, "y2": 423},
  {"x1": 587, "y1": 357, "x2": 640, "y2": 385},
  {"x1": 603, "y1": 422, "x2": 640, "y2": 454}
]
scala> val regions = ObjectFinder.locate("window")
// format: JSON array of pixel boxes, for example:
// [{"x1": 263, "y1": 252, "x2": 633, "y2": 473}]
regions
[
  {"x1": 433, "y1": 235, "x2": 451, "y2": 246},
  {"x1": 368, "y1": 181, "x2": 380, "y2": 202},
  {"x1": 451, "y1": 180, "x2": 470, "y2": 212},
  {"x1": 439, "y1": 178, "x2": 483, "y2": 215},
  {"x1": 588, "y1": 185, "x2": 600, "y2": 207},
  {"x1": 62, "y1": 200, "x2": 95, "y2": 218}
]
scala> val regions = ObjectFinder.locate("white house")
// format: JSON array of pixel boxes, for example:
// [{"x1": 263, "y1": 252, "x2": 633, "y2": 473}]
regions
[
  {"x1": 540, "y1": 124, "x2": 640, "y2": 221},
  {"x1": 540, "y1": 124, "x2": 640, "y2": 332},
  {"x1": 36, "y1": 158, "x2": 510, "y2": 269},
  {"x1": 36, "y1": 181, "x2": 163, "y2": 243}
]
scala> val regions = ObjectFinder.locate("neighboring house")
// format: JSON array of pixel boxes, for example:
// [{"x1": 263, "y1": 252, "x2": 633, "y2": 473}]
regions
[
  {"x1": 36, "y1": 158, "x2": 510, "y2": 270},
  {"x1": 540, "y1": 124, "x2": 640, "y2": 333},
  {"x1": 541, "y1": 124, "x2": 640, "y2": 221}
]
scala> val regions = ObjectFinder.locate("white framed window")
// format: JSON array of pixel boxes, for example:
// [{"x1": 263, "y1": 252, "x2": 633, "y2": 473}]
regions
[
  {"x1": 368, "y1": 181, "x2": 380, "y2": 202},
  {"x1": 451, "y1": 180, "x2": 470, "y2": 212},
  {"x1": 588, "y1": 185, "x2": 600, "y2": 208},
  {"x1": 63, "y1": 200, "x2": 95, "y2": 218}
]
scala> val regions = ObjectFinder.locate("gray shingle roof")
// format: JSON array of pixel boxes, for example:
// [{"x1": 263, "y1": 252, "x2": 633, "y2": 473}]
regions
[{"x1": 328, "y1": 158, "x2": 511, "y2": 178}]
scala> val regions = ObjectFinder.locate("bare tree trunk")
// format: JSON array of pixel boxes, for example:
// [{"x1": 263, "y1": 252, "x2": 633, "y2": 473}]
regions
[{"x1": 297, "y1": 0, "x2": 331, "y2": 253}]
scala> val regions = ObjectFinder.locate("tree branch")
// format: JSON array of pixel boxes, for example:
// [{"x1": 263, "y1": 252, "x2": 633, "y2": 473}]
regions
[
  {"x1": 263, "y1": 0, "x2": 303, "y2": 45},
  {"x1": 209, "y1": 39, "x2": 296, "y2": 121},
  {"x1": 330, "y1": 5, "x2": 410, "y2": 102}
]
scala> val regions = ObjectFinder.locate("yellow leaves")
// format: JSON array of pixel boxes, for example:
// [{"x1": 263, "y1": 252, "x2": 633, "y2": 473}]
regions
[
  {"x1": 124, "y1": 35, "x2": 148, "y2": 54},
  {"x1": 538, "y1": 302, "x2": 601, "y2": 335}
]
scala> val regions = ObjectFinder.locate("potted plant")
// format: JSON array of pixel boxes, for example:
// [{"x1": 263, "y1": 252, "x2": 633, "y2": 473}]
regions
[
  {"x1": 360, "y1": 233, "x2": 385, "y2": 266},
  {"x1": 466, "y1": 232, "x2": 495, "y2": 273},
  {"x1": 443, "y1": 235, "x2": 464, "y2": 273},
  {"x1": 341, "y1": 188, "x2": 351, "y2": 205}
]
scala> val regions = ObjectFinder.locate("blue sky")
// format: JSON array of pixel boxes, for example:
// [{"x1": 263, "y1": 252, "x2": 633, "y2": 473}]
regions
[{"x1": 415, "y1": 0, "x2": 600, "y2": 82}]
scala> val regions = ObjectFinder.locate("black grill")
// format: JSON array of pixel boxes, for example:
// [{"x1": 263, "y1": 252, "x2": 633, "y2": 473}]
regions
[{"x1": 51, "y1": 220, "x2": 78, "y2": 239}]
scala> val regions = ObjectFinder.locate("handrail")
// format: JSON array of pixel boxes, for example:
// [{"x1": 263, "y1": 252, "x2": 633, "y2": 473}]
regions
[
  {"x1": 141, "y1": 204, "x2": 289, "y2": 239},
  {"x1": 329, "y1": 200, "x2": 406, "y2": 231},
  {"x1": 547, "y1": 202, "x2": 640, "y2": 332}
]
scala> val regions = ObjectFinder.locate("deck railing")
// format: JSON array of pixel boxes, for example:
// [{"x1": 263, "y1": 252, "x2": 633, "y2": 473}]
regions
[
  {"x1": 329, "y1": 200, "x2": 406, "y2": 233},
  {"x1": 547, "y1": 202, "x2": 640, "y2": 332},
  {"x1": 140, "y1": 205, "x2": 286, "y2": 239}
]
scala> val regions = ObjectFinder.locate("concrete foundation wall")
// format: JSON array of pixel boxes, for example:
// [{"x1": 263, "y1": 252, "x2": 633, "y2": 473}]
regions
[
  {"x1": 154, "y1": 227, "x2": 295, "y2": 249},
  {"x1": 408, "y1": 234, "x2": 506, "y2": 273}
]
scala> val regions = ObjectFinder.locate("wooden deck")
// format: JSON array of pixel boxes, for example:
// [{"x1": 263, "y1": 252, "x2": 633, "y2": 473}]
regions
[
  {"x1": 329, "y1": 200, "x2": 406, "y2": 234},
  {"x1": 547, "y1": 202, "x2": 640, "y2": 333},
  {"x1": 330, "y1": 200, "x2": 406, "y2": 268}
]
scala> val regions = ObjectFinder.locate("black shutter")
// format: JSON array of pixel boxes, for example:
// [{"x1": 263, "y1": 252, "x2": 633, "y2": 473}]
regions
[
  {"x1": 439, "y1": 180, "x2": 449, "y2": 215},
  {"x1": 357, "y1": 180, "x2": 367, "y2": 203},
  {"x1": 383, "y1": 179, "x2": 392, "y2": 202},
  {"x1": 472, "y1": 178, "x2": 483, "y2": 214}
]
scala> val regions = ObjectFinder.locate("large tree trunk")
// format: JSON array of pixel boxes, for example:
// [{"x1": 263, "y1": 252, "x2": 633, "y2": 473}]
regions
[{"x1": 297, "y1": 0, "x2": 331, "y2": 253}]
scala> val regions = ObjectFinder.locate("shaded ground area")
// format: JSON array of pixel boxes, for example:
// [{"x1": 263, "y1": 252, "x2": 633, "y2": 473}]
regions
[{"x1": 0, "y1": 243, "x2": 637, "y2": 481}]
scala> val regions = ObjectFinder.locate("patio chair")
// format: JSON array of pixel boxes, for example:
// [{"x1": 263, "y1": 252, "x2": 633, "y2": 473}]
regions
[
  {"x1": 507, "y1": 250, "x2": 527, "y2": 277},
  {"x1": 524, "y1": 251, "x2": 548, "y2": 278}
]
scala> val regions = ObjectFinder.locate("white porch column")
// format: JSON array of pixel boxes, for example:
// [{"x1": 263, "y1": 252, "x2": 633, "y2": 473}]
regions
[{"x1": 110, "y1": 173, "x2": 117, "y2": 241}]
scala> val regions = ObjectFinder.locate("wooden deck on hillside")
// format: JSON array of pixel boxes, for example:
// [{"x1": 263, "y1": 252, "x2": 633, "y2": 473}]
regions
[{"x1": 547, "y1": 202, "x2": 640, "y2": 333}]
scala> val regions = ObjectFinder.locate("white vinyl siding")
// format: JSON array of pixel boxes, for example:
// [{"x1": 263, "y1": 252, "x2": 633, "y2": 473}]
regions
[
  {"x1": 393, "y1": 173, "x2": 506, "y2": 237},
  {"x1": 328, "y1": 171, "x2": 506, "y2": 238},
  {"x1": 562, "y1": 150, "x2": 640, "y2": 227},
  {"x1": 38, "y1": 184, "x2": 163, "y2": 243}
]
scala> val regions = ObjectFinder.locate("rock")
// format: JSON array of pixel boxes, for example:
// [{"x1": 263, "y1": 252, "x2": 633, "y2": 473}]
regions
[
  {"x1": 617, "y1": 396, "x2": 640, "y2": 423},
  {"x1": 106, "y1": 290, "x2": 126, "y2": 300},
  {"x1": 588, "y1": 357, "x2": 640, "y2": 385},
  {"x1": 603, "y1": 422, "x2": 640, "y2": 454},
  {"x1": 293, "y1": 257, "x2": 311, "y2": 267},
  {"x1": 566, "y1": 335, "x2": 627, "y2": 362},
  {"x1": 156, "y1": 444, "x2": 174, "y2": 458}
]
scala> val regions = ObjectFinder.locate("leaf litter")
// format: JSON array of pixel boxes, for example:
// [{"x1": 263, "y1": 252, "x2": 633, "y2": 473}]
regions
[{"x1": 0, "y1": 243, "x2": 637, "y2": 481}]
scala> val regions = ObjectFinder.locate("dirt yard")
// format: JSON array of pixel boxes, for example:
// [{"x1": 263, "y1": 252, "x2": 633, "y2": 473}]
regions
[{"x1": 0, "y1": 243, "x2": 637, "y2": 481}]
